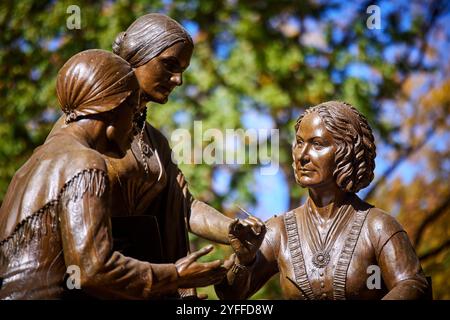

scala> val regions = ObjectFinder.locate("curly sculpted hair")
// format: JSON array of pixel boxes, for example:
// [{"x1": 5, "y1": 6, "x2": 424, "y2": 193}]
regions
[{"x1": 295, "y1": 101, "x2": 376, "y2": 193}]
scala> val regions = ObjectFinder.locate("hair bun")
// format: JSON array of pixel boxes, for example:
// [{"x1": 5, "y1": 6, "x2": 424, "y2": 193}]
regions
[{"x1": 112, "y1": 31, "x2": 126, "y2": 55}]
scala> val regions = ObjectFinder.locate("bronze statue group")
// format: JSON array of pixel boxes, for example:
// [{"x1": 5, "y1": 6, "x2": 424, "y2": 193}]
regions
[{"x1": 0, "y1": 14, "x2": 429, "y2": 300}]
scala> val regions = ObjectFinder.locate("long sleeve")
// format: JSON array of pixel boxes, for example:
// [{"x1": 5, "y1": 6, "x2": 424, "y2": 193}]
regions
[
  {"x1": 59, "y1": 169, "x2": 179, "y2": 299},
  {"x1": 215, "y1": 218, "x2": 280, "y2": 299},
  {"x1": 368, "y1": 209, "x2": 429, "y2": 300},
  {"x1": 378, "y1": 231, "x2": 429, "y2": 299},
  {"x1": 143, "y1": 122, "x2": 233, "y2": 252},
  {"x1": 189, "y1": 200, "x2": 233, "y2": 245}
]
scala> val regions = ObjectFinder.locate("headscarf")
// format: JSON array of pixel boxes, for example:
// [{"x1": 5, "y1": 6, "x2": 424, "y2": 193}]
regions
[{"x1": 56, "y1": 49, "x2": 138, "y2": 123}]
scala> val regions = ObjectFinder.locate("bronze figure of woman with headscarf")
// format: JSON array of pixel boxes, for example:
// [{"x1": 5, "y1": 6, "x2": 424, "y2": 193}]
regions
[
  {"x1": 46, "y1": 15, "x2": 263, "y2": 300},
  {"x1": 0, "y1": 50, "x2": 228, "y2": 299}
]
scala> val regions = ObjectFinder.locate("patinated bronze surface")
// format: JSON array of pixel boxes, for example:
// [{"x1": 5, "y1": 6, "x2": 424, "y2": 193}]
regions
[
  {"x1": 0, "y1": 49, "x2": 229, "y2": 300},
  {"x1": 0, "y1": 14, "x2": 264, "y2": 300},
  {"x1": 0, "y1": 49, "x2": 155, "y2": 299},
  {"x1": 105, "y1": 14, "x2": 263, "y2": 289},
  {"x1": 216, "y1": 101, "x2": 430, "y2": 300}
]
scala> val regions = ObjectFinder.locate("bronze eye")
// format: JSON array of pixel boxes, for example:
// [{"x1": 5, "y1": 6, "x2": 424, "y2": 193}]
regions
[
  {"x1": 295, "y1": 140, "x2": 304, "y2": 148},
  {"x1": 163, "y1": 59, "x2": 179, "y2": 73},
  {"x1": 312, "y1": 141, "x2": 324, "y2": 149}
]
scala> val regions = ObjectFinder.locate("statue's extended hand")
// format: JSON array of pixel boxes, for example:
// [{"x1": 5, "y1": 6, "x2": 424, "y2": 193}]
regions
[
  {"x1": 228, "y1": 215, "x2": 266, "y2": 265},
  {"x1": 175, "y1": 245, "x2": 228, "y2": 288}
]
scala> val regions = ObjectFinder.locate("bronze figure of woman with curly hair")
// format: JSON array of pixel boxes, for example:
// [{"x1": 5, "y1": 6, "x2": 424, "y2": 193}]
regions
[{"x1": 216, "y1": 101, "x2": 429, "y2": 300}]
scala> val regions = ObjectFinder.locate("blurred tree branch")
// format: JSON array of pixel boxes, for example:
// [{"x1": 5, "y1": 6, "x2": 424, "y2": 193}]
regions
[
  {"x1": 419, "y1": 238, "x2": 450, "y2": 261},
  {"x1": 364, "y1": 126, "x2": 435, "y2": 200},
  {"x1": 414, "y1": 196, "x2": 450, "y2": 248}
]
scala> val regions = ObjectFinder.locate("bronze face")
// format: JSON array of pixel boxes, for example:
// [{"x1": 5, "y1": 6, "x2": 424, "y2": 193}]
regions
[
  {"x1": 293, "y1": 112, "x2": 337, "y2": 190},
  {"x1": 216, "y1": 102, "x2": 430, "y2": 301},
  {"x1": 134, "y1": 41, "x2": 193, "y2": 104}
]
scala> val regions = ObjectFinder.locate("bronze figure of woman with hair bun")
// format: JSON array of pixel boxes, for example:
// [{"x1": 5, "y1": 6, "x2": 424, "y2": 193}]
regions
[
  {"x1": 216, "y1": 101, "x2": 430, "y2": 300},
  {"x1": 0, "y1": 49, "x2": 230, "y2": 300},
  {"x1": 43, "y1": 13, "x2": 263, "y2": 299}
]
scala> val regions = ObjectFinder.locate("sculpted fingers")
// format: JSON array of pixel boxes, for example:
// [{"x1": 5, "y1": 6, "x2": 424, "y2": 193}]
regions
[
  {"x1": 189, "y1": 245, "x2": 214, "y2": 261},
  {"x1": 245, "y1": 216, "x2": 266, "y2": 236},
  {"x1": 201, "y1": 259, "x2": 223, "y2": 270},
  {"x1": 177, "y1": 257, "x2": 227, "y2": 288},
  {"x1": 223, "y1": 254, "x2": 235, "y2": 270},
  {"x1": 228, "y1": 218, "x2": 240, "y2": 237},
  {"x1": 195, "y1": 261, "x2": 227, "y2": 286},
  {"x1": 247, "y1": 215, "x2": 264, "y2": 226},
  {"x1": 232, "y1": 219, "x2": 255, "y2": 239},
  {"x1": 243, "y1": 218, "x2": 262, "y2": 236}
]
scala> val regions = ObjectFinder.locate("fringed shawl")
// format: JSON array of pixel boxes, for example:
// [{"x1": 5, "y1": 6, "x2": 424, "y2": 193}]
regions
[{"x1": 0, "y1": 134, "x2": 108, "y2": 262}]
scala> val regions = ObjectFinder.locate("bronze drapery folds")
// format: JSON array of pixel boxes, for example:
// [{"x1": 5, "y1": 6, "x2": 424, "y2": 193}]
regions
[
  {"x1": 0, "y1": 49, "x2": 228, "y2": 299},
  {"x1": 0, "y1": 49, "x2": 146, "y2": 299},
  {"x1": 44, "y1": 13, "x2": 263, "y2": 299},
  {"x1": 0, "y1": 14, "x2": 264, "y2": 300}
]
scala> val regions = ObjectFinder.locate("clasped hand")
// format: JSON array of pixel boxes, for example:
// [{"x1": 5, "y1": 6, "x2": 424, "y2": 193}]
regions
[
  {"x1": 174, "y1": 215, "x2": 265, "y2": 290},
  {"x1": 228, "y1": 215, "x2": 266, "y2": 266}
]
